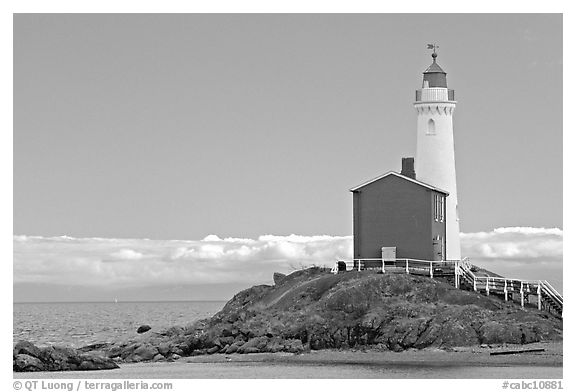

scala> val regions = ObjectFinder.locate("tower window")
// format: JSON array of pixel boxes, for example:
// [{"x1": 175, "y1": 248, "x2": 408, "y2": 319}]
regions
[{"x1": 427, "y1": 119, "x2": 436, "y2": 135}]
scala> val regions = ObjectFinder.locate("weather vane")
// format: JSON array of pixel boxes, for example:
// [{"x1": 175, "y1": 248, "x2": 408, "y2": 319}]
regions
[
  {"x1": 427, "y1": 43, "x2": 439, "y2": 60},
  {"x1": 427, "y1": 43, "x2": 439, "y2": 54}
]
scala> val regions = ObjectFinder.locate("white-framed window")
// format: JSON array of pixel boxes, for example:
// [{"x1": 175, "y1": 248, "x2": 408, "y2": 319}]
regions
[
  {"x1": 434, "y1": 194, "x2": 445, "y2": 222},
  {"x1": 439, "y1": 195, "x2": 444, "y2": 222}
]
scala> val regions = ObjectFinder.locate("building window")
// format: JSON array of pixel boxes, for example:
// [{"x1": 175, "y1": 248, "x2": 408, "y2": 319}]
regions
[
  {"x1": 434, "y1": 194, "x2": 444, "y2": 222},
  {"x1": 427, "y1": 119, "x2": 436, "y2": 135},
  {"x1": 439, "y1": 195, "x2": 444, "y2": 222}
]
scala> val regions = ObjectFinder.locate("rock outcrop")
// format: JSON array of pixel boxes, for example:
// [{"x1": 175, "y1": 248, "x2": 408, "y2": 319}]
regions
[
  {"x1": 13, "y1": 341, "x2": 119, "y2": 372},
  {"x1": 273, "y1": 272, "x2": 287, "y2": 286},
  {"x1": 176, "y1": 268, "x2": 562, "y2": 354},
  {"x1": 96, "y1": 268, "x2": 563, "y2": 361},
  {"x1": 137, "y1": 325, "x2": 152, "y2": 334}
]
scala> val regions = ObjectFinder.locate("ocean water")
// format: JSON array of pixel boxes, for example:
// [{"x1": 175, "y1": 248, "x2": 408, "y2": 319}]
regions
[{"x1": 13, "y1": 301, "x2": 226, "y2": 348}]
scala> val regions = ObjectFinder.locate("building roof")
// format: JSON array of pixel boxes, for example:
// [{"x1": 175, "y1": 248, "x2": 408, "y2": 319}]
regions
[
  {"x1": 423, "y1": 60, "x2": 446, "y2": 74},
  {"x1": 349, "y1": 171, "x2": 449, "y2": 195}
]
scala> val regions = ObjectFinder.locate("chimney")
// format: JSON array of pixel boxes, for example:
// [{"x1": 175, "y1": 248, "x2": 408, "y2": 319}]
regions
[{"x1": 401, "y1": 157, "x2": 416, "y2": 179}]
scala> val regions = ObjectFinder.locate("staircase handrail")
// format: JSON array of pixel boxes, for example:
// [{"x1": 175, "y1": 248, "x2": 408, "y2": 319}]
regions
[
  {"x1": 459, "y1": 268, "x2": 475, "y2": 284},
  {"x1": 473, "y1": 275, "x2": 540, "y2": 285},
  {"x1": 460, "y1": 257, "x2": 472, "y2": 271},
  {"x1": 459, "y1": 261, "x2": 543, "y2": 286},
  {"x1": 540, "y1": 280, "x2": 562, "y2": 299},
  {"x1": 539, "y1": 280, "x2": 563, "y2": 305}
]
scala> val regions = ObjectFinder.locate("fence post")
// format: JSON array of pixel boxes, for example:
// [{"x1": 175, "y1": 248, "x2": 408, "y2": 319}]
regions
[
  {"x1": 504, "y1": 280, "x2": 508, "y2": 301},
  {"x1": 405, "y1": 259, "x2": 409, "y2": 274},
  {"x1": 358, "y1": 260, "x2": 361, "y2": 272},
  {"x1": 473, "y1": 278, "x2": 477, "y2": 292},
  {"x1": 430, "y1": 261, "x2": 433, "y2": 278},
  {"x1": 486, "y1": 279, "x2": 490, "y2": 296},
  {"x1": 520, "y1": 282, "x2": 524, "y2": 308},
  {"x1": 381, "y1": 259, "x2": 385, "y2": 274},
  {"x1": 537, "y1": 282, "x2": 542, "y2": 311}
]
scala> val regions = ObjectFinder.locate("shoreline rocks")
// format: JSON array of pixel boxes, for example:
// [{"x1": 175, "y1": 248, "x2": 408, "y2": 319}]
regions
[
  {"x1": 13, "y1": 341, "x2": 119, "y2": 372},
  {"x1": 137, "y1": 325, "x2": 152, "y2": 334},
  {"x1": 14, "y1": 267, "x2": 563, "y2": 372}
]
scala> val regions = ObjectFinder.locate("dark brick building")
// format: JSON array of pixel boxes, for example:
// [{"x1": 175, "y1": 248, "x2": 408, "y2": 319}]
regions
[{"x1": 351, "y1": 158, "x2": 448, "y2": 262}]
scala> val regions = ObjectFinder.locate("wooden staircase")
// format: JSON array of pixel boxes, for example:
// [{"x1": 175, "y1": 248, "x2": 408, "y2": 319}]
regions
[{"x1": 456, "y1": 258, "x2": 563, "y2": 318}]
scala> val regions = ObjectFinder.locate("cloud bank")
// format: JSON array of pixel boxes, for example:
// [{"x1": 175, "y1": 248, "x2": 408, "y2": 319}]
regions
[
  {"x1": 13, "y1": 234, "x2": 352, "y2": 288},
  {"x1": 460, "y1": 227, "x2": 562, "y2": 264},
  {"x1": 13, "y1": 227, "x2": 562, "y2": 296}
]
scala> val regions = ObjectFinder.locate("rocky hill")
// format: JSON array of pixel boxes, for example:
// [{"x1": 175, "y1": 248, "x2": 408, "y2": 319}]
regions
[
  {"x1": 14, "y1": 267, "x2": 563, "y2": 371},
  {"x1": 195, "y1": 268, "x2": 562, "y2": 353}
]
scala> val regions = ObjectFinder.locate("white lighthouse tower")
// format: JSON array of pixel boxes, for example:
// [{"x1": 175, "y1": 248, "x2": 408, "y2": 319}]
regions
[{"x1": 414, "y1": 47, "x2": 461, "y2": 260}]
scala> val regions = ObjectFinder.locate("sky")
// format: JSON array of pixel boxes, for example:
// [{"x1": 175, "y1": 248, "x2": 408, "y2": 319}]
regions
[{"x1": 13, "y1": 14, "x2": 562, "y2": 301}]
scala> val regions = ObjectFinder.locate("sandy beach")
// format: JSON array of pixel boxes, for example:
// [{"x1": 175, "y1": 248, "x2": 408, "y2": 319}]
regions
[{"x1": 14, "y1": 341, "x2": 562, "y2": 379}]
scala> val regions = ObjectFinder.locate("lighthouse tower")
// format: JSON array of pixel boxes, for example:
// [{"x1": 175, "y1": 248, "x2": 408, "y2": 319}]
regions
[{"x1": 414, "y1": 48, "x2": 461, "y2": 260}]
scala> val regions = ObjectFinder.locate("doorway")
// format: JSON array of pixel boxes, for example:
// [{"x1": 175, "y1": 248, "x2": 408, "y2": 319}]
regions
[{"x1": 433, "y1": 236, "x2": 443, "y2": 261}]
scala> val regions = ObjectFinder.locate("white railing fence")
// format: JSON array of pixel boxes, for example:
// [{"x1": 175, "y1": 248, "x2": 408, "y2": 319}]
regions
[{"x1": 456, "y1": 260, "x2": 562, "y2": 316}]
